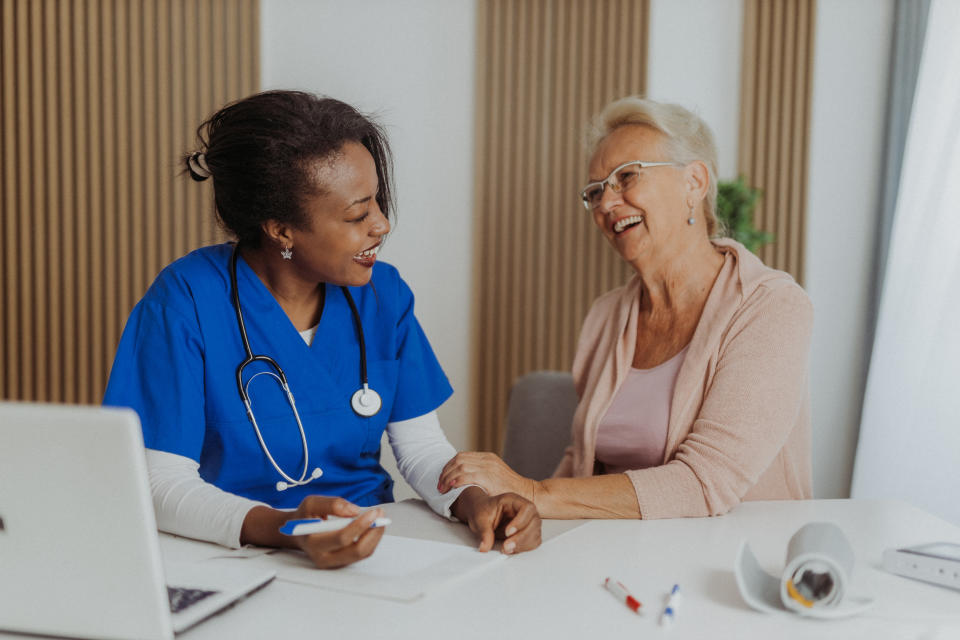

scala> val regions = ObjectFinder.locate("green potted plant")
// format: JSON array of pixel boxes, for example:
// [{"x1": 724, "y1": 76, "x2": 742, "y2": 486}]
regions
[{"x1": 716, "y1": 176, "x2": 773, "y2": 253}]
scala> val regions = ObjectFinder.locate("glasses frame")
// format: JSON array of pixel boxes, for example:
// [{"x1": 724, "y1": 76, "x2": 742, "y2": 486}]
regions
[{"x1": 579, "y1": 160, "x2": 683, "y2": 210}]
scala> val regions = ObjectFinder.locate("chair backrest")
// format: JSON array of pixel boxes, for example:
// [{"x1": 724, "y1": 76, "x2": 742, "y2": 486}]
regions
[{"x1": 501, "y1": 371, "x2": 578, "y2": 480}]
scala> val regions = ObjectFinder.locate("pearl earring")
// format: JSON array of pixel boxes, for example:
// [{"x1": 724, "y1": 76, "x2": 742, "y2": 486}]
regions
[
  {"x1": 281, "y1": 246, "x2": 293, "y2": 260},
  {"x1": 687, "y1": 205, "x2": 695, "y2": 226}
]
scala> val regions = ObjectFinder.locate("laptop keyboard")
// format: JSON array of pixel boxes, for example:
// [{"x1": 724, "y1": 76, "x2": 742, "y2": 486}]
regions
[{"x1": 167, "y1": 586, "x2": 220, "y2": 614}]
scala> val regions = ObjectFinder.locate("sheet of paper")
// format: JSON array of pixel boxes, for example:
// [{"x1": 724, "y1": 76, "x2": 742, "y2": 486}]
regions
[
  {"x1": 236, "y1": 534, "x2": 506, "y2": 602},
  {"x1": 159, "y1": 532, "x2": 276, "y2": 561},
  {"x1": 173, "y1": 499, "x2": 585, "y2": 602}
]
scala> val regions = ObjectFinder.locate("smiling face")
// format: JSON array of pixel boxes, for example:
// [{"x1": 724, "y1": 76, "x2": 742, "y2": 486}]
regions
[
  {"x1": 285, "y1": 141, "x2": 390, "y2": 287},
  {"x1": 587, "y1": 124, "x2": 701, "y2": 271}
]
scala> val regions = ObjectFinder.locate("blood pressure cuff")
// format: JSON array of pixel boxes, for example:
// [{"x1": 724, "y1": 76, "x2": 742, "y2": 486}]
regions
[{"x1": 734, "y1": 522, "x2": 874, "y2": 619}]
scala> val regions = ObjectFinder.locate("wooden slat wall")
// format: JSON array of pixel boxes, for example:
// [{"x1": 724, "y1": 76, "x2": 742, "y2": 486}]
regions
[
  {"x1": 0, "y1": 0, "x2": 259, "y2": 404},
  {"x1": 739, "y1": 0, "x2": 815, "y2": 282},
  {"x1": 473, "y1": 0, "x2": 649, "y2": 451}
]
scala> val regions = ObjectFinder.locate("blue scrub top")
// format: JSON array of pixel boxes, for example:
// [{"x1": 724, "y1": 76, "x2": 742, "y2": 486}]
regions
[{"x1": 104, "y1": 243, "x2": 453, "y2": 508}]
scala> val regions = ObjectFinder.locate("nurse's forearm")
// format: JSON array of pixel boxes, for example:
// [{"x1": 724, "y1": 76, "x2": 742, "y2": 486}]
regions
[
  {"x1": 386, "y1": 411, "x2": 465, "y2": 519},
  {"x1": 146, "y1": 448, "x2": 268, "y2": 549},
  {"x1": 533, "y1": 474, "x2": 641, "y2": 519},
  {"x1": 240, "y1": 506, "x2": 300, "y2": 549}
]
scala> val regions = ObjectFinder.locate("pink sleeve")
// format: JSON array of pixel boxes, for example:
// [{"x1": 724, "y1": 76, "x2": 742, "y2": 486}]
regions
[
  {"x1": 624, "y1": 282, "x2": 813, "y2": 518},
  {"x1": 552, "y1": 447, "x2": 575, "y2": 477}
]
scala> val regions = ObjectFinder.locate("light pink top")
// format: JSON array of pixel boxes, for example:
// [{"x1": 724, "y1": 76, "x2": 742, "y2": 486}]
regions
[
  {"x1": 554, "y1": 239, "x2": 813, "y2": 519},
  {"x1": 595, "y1": 345, "x2": 689, "y2": 473}
]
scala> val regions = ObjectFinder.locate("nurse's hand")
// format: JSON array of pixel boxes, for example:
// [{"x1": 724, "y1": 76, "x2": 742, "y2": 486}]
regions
[
  {"x1": 288, "y1": 497, "x2": 386, "y2": 569},
  {"x1": 438, "y1": 451, "x2": 538, "y2": 502},
  {"x1": 451, "y1": 487, "x2": 541, "y2": 555},
  {"x1": 241, "y1": 496, "x2": 384, "y2": 569}
]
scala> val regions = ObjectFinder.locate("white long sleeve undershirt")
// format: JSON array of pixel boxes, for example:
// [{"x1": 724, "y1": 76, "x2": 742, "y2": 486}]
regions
[{"x1": 146, "y1": 410, "x2": 465, "y2": 548}]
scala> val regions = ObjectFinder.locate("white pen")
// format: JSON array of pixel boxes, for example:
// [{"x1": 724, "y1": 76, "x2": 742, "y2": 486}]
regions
[
  {"x1": 279, "y1": 516, "x2": 392, "y2": 536},
  {"x1": 660, "y1": 584, "x2": 681, "y2": 628}
]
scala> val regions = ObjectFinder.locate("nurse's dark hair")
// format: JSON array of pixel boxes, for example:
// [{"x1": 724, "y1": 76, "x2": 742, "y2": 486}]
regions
[{"x1": 183, "y1": 90, "x2": 394, "y2": 247}]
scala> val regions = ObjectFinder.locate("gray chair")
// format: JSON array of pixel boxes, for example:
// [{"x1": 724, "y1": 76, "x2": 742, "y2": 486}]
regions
[{"x1": 501, "y1": 371, "x2": 578, "y2": 481}]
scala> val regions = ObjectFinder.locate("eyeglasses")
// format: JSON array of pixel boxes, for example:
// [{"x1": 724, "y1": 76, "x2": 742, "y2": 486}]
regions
[{"x1": 579, "y1": 160, "x2": 683, "y2": 210}]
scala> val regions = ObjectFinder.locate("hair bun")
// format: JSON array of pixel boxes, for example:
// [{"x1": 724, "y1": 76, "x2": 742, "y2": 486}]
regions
[{"x1": 186, "y1": 152, "x2": 212, "y2": 181}]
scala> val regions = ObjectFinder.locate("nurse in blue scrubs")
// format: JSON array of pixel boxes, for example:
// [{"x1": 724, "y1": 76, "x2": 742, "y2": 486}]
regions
[{"x1": 104, "y1": 91, "x2": 541, "y2": 568}]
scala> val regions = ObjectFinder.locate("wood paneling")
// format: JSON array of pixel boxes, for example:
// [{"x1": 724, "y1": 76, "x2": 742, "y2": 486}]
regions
[
  {"x1": 473, "y1": 0, "x2": 648, "y2": 451},
  {"x1": 739, "y1": 0, "x2": 815, "y2": 281},
  {"x1": 0, "y1": 0, "x2": 259, "y2": 404}
]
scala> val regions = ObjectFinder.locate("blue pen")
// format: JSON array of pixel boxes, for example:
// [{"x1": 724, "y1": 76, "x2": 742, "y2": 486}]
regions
[
  {"x1": 279, "y1": 516, "x2": 392, "y2": 536},
  {"x1": 659, "y1": 584, "x2": 681, "y2": 628}
]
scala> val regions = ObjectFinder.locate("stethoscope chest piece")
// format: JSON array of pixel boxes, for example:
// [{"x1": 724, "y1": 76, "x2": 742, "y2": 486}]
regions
[{"x1": 351, "y1": 384, "x2": 382, "y2": 417}]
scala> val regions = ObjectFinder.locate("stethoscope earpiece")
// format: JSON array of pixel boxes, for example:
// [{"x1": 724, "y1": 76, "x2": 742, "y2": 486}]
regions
[{"x1": 276, "y1": 467, "x2": 322, "y2": 492}]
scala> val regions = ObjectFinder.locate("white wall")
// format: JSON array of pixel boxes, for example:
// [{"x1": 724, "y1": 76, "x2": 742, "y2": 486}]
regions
[
  {"x1": 647, "y1": 0, "x2": 744, "y2": 180},
  {"x1": 262, "y1": 0, "x2": 477, "y2": 498},
  {"x1": 262, "y1": 0, "x2": 896, "y2": 502},
  {"x1": 652, "y1": 0, "x2": 896, "y2": 499},
  {"x1": 805, "y1": 0, "x2": 894, "y2": 498}
]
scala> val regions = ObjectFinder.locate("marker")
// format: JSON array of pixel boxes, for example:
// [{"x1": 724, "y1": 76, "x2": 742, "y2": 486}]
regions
[
  {"x1": 660, "y1": 584, "x2": 682, "y2": 628},
  {"x1": 279, "y1": 516, "x2": 392, "y2": 536},
  {"x1": 603, "y1": 577, "x2": 642, "y2": 614}
]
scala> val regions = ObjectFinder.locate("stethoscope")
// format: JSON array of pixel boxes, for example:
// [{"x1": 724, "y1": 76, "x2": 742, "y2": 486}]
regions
[{"x1": 229, "y1": 244, "x2": 382, "y2": 492}]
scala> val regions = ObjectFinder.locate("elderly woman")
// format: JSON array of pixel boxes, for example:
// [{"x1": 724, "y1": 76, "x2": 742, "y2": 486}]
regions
[{"x1": 439, "y1": 96, "x2": 813, "y2": 519}]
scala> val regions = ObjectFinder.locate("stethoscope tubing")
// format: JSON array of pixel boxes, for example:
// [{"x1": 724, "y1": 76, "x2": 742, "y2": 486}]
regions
[{"x1": 228, "y1": 244, "x2": 380, "y2": 491}]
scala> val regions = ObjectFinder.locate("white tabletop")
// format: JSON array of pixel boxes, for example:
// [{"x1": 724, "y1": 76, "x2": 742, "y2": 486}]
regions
[
  {"x1": 152, "y1": 498, "x2": 960, "y2": 640},
  {"x1": 3, "y1": 499, "x2": 958, "y2": 640}
]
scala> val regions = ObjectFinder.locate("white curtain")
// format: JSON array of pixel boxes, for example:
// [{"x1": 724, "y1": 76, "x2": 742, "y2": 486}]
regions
[{"x1": 850, "y1": 0, "x2": 960, "y2": 525}]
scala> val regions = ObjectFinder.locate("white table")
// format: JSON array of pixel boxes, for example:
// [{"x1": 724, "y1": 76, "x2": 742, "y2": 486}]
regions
[
  {"x1": 155, "y1": 499, "x2": 960, "y2": 640},
  {"x1": 3, "y1": 499, "x2": 958, "y2": 640}
]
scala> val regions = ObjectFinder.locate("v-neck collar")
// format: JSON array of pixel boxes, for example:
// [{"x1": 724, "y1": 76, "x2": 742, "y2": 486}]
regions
[
  {"x1": 232, "y1": 253, "x2": 346, "y2": 404},
  {"x1": 234, "y1": 253, "x2": 333, "y2": 351}
]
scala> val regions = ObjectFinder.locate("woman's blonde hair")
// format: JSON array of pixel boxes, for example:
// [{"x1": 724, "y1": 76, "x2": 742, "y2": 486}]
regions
[{"x1": 586, "y1": 96, "x2": 721, "y2": 236}]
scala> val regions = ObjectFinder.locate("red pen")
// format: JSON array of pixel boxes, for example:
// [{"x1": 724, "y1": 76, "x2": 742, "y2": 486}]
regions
[{"x1": 603, "y1": 577, "x2": 643, "y2": 614}]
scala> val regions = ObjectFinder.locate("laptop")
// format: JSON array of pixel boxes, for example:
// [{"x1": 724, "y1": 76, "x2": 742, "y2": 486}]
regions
[{"x1": 0, "y1": 402, "x2": 275, "y2": 640}]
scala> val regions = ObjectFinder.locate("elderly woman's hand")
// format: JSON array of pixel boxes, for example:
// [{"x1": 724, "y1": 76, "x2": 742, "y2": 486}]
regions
[{"x1": 438, "y1": 452, "x2": 539, "y2": 501}]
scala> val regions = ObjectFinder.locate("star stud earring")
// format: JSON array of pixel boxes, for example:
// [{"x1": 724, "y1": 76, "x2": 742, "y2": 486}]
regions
[{"x1": 281, "y1": 246, "x2": 293, "y2": 260}]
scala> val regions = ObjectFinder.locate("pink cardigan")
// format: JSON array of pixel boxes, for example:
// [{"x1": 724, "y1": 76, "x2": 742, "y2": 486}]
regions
[{"x1": 553, "y1": 239, "x2": 813, "y2": 518}]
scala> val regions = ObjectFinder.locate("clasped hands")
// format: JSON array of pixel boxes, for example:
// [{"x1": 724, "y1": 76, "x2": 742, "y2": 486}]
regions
[{"x1": 276, "y1": 467, "x2": 541, "y2": 569}]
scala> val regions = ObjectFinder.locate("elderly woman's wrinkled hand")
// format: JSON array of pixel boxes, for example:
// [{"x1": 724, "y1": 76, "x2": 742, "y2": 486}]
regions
[{"x1": 438, "y1": 452, "x2": 538, "y2": 501}]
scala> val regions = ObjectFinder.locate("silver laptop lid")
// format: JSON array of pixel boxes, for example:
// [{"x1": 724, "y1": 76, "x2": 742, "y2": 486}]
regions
[{"x1": 0, "y1": 402, "x2": 173, "y2": 640}]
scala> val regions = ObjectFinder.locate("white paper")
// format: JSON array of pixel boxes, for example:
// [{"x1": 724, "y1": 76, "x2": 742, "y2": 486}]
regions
[
  {"x1": 227, "y1": 534, "x2": 506, "y2": 602},
  {"x1": 194, "y1": 499, "x2": 582, "y2": 603}
]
